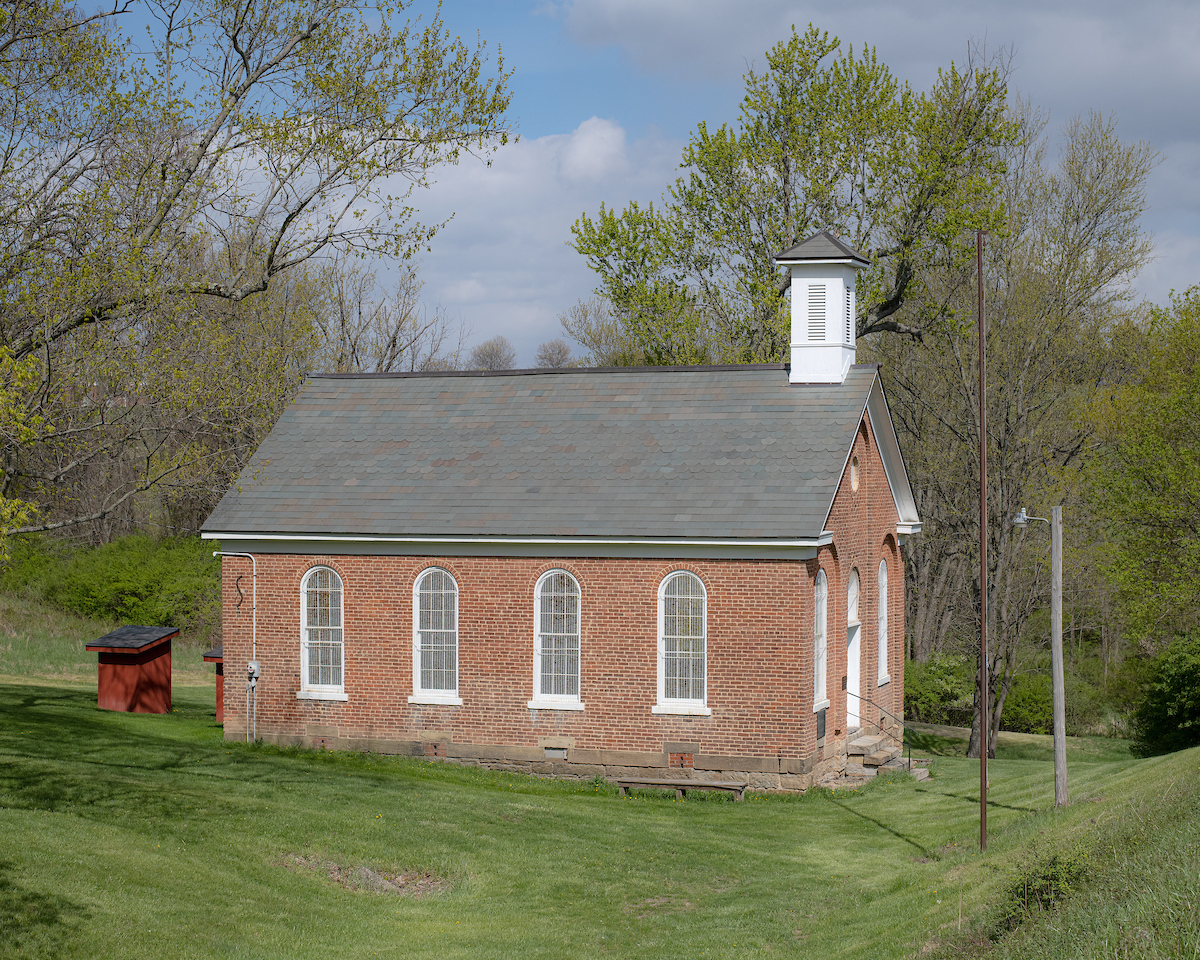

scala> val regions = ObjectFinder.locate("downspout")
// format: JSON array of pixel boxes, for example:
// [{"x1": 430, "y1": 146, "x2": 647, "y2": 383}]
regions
[{"x1": 213, "y1": 551, "x2": 257, "y2": 743}]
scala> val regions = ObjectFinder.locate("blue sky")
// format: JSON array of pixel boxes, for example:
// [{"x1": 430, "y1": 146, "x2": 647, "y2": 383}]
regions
[
  {"x1": 128, "y1": 1, "x2": 1200, "y2": 365},
  {"x1": 389, "y1": 1, "x2": 1200, "y2": 364}
]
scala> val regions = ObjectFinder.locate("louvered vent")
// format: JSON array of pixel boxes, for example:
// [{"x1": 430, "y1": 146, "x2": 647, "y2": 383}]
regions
[
  {"x1": 807, "y1": 284, "x2": 826, "y2": 341},
  {"x1": 845, "y1": 285, "x2": 854, "y2": 343}
]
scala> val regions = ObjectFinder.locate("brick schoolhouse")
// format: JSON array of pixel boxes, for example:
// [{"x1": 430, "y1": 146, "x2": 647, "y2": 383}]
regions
[{"x1": 201, "y1": 232, "x2": 922, "y2": 789}]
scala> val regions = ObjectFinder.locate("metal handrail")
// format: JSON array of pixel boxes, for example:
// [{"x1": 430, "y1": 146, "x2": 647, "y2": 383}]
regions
[{"x1": 844, "y1": 689, "x2": 917, "y2": 771}]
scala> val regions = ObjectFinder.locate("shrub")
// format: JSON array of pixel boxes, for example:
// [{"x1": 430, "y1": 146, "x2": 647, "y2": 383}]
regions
[
  {"x1": 1001, "y1": 674, "x2": 1053, "y2": 735},
  {"x1": 905, "y1": 654, "x2": 974, "y2": 725},
  {"x1": 1, "y1": 534, "x2": 221, "y2": 640},
  {"x1": 998, "y1": 848, "x2": 1089, "y2": 930},
  {"x1": 1132, "y1": 631, "x2": 1200, "y2": 757}
]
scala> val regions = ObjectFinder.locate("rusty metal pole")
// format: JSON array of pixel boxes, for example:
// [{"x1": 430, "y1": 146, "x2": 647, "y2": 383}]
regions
[{"x1": 978, "y1": 229, "x2": 988, "y2": 852}]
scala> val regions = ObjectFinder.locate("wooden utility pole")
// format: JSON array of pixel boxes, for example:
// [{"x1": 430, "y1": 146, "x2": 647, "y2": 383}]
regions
[
  {"x1": 1051, "y1": 506, "x2": 1069, "y2": 807},
  {"x1": 977, "y1": 229, "x2": 988, "y2": 852}
]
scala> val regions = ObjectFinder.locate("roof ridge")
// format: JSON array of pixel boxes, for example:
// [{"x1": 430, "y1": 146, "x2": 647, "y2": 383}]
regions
[{"x1": 312, "y1": 362, "x2": 790, "y2": 380}]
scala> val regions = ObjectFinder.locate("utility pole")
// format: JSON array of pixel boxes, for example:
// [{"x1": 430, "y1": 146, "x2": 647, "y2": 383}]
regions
[
  {"x1": 977, "y1": 229, "x2": 988, "y2": 852},
  {"x1": 1014, "y1": 506, "x2": 1069, "y2": 807},
  {"x1": 1050, "y1": 506, "x2": 1068, "y2": 807}
]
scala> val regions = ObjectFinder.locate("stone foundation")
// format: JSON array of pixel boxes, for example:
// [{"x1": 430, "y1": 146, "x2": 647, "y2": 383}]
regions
[{"x1": 236, "y1": 725, "x2": 826, "y2": 792}]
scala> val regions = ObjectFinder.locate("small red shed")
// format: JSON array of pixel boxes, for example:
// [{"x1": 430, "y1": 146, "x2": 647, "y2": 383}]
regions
[
  {"x1": 203, "y1": 644, "x2": 224, "y2": 723},
  {"x1": 85, "y1": 625, "x2": 178, "y2": 714}
]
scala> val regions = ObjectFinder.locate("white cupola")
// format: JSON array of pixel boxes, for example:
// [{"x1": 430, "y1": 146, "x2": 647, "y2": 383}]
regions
[{"x1": 773, "y1": 231, "x2": 869, "y2": 385}]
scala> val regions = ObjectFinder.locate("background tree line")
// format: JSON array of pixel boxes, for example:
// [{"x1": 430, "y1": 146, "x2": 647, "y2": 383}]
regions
[
  {"x1": 0, "y1": 0, "x2": 512, "y2": 543},
  {"x1": 3, "y1": 6, "x2": 1195, "y2": 754},
  {"x1": 564, "y1": 26, "x2": 1195, "y2": 755}
]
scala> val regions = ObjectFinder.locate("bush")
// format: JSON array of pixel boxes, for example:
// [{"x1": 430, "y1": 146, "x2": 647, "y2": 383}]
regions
[
  {"x1": 905, "y1": 654, "x2": 974, "y2": 725},
  {"x1": 998, "y1": 847, "x2": 1089, "y2": 931},
  {"x1": 1, "y1": 534, "x2": 221, "y2": 640},
  {"x1": 1132, "y1": 631, "x2": 1200, "y2": 757},
  {"x1": 1001, "y1": 674, "x2": 1053, "y2": 734}
]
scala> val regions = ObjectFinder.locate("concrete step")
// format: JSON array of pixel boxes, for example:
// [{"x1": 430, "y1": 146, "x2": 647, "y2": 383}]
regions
[
  {"x1": 910, "y1": 767, "x2": 930, "y2": 782},
  {"x1": 863, "y1": 745, "x2": 901, "y2": 767},
  {"x1": 847, "y1": 734, "x2": 887, "y2": 756},
  {"x1": 843, "y1": 762, "x2": 877, "y2": 779}
]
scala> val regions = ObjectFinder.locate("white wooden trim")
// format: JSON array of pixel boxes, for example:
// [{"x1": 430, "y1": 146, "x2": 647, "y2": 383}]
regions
[
  {"x1": 412, "y1": 567, "x2": 459, "y2": 701},
  {"x1": 656, "y1": 571, "x2": 708, "y2": 713},
  {"x1": 407, "y1": 693, "x2": 463, "y2": 706},
  {"x1": 299, "y1": 565, "x2": 344, "y2": 698},
  {"x1": 651, "y1": 703, "x2": 711, "y2": 716}
]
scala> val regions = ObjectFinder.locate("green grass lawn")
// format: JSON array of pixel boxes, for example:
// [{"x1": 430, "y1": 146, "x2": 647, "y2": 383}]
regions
[
  {"x1": 906, "y1": 722, "x2": 1135, "y2": 764},
  {"x1": 0, "y1": 594, "x2": 214, "y2": 684},
  {"x1": 2, "y1": 675, "x2": 1198, "y2": 959}
]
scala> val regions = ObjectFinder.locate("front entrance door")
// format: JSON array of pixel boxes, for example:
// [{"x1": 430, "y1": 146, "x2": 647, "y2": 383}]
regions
[{"x1": 846, "y1": 623, "x2": 861, "y2": 730}]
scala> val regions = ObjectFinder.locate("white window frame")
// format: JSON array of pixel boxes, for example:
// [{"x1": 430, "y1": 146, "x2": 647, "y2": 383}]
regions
[
  {"x1": 813, "y1": 568, "x2": 829, "y2": 711},
  {"x1": 528, "y1": 569, "x2": 584, "y2": 711},
  {"x1": 297, "y1": 566, "x2": 348, "y2": 702},
  {"x1": 409, "y1": 567, "x2": 462, "y2": 706},
  {"x1": 653, "y1": 571, "x2": 710, "y2": 716},
  {"x1": 878, "y1": 559, "x2": 890, "y2": 685}
]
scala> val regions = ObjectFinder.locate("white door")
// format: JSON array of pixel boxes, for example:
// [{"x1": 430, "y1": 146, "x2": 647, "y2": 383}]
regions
[{"x1": 846, "y1": 623, "x2": 861, "y2": 730}]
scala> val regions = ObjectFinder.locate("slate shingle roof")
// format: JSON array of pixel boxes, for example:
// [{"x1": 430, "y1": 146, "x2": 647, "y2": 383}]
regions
[
  {"x1": 774, "y1": 230, "x2": 870, "y2": 265},
  {"x1": 202, "y1": 364, "x2": 882, "y2": 541}
]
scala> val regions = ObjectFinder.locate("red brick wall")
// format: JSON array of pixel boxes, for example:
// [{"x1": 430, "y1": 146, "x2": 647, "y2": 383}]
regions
[{"x1": 218, "y1": 412, "x2": 906, "y2": 766}]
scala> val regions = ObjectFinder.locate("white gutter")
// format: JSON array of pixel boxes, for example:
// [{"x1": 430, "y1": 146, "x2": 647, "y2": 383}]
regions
[{"x1": 202, "y1": 531, "x2": 834, "y2": 549}]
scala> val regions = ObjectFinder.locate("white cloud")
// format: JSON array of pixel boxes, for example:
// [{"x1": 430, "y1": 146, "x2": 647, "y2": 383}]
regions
[
  {"x1": 360, "y1": 0, "x2": 1200, "y2": 370},
  {"x1": 380, "y1": 118, "x2": 680, "y2": 366},
  {"x1": 556, "y1": 116, "x2": 630, "y2": 183}
]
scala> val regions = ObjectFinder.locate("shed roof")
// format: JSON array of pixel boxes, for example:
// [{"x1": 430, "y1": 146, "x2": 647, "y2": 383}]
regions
[
  {"x1": 202, "y1": 363, "x2": 911, "y2": 543},
  {"x1": 85, "y1": 625, "x2": 179, "y2": 652}
]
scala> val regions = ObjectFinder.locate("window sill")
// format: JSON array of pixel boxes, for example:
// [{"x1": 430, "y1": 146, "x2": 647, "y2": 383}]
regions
[
  {"x1": 813, "y1": 698, "x2": 830, "y2": 713},
  {"x1": 407, "y1": 693, "x2": 463, "y2": 706},
  {"x1": 296, "y1": 690, "x2": 348, "y2": 702},
  {"x1": 651, "y1": 703, "x2": 711, "y2": 717},
  {"x1": 877, "y1": 675, "x2": 891, "y2": 687},
  {"x1": 527, "y1": 699, "x2": 585, "y2": 711}
]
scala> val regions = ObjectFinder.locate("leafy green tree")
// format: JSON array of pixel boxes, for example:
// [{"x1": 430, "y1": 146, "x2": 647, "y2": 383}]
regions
[
  {"x1": 0, "y1": 0, "x2": 511, "y2": 542},
  {"x1": 867, "y1": 108, "x2": 1157, "y2": 756},
  {"x1": 1132, "y1": 631, "x2": 1200, "y2": 756},
  {"x1": 570, "y1": 27, "x2": 1017, "y2": 363},
  {"x1": 1092, "y1": 287, "x2": 1200, "y2": 639}
]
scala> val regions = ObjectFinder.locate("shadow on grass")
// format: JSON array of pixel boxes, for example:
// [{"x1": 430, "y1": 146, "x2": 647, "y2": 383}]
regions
[
  {"x1": 0, "y1": 859, "x2": 89, "y2": 958},
  {"x1": 917, "y1": 786, "x2": 1037, "y2": 815},
  {"x1": 0, "y1": 683, "x2": 324, "y2": 820},
  {"x1": 830, "y1": 798, "x2": 933, "y2": 857},
  {"x1": 909, "y1": 730, "x2": 967, "y2": 757}
]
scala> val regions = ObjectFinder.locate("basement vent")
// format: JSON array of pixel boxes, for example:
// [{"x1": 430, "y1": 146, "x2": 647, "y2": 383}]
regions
[{"x1": 807, "y1": 284, "x2": 826, "y2": 341}]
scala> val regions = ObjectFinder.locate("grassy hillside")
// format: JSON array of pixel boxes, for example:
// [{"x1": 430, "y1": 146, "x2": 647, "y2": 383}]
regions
[
  {"x1": 1, "y1": 675, "x2": 1196, "y2": 959},
  {"x1": 0, "y1": 593, "x2": 214, "y2": 683}
]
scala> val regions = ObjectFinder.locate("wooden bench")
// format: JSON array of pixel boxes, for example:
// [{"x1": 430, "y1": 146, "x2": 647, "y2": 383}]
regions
[{"x1": 614, "y1": 777, "x2": 749, "y2": 801}]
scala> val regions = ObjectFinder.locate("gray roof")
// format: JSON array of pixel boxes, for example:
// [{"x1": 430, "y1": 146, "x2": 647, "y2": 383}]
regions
[
  {"x1": 774, "y1": 230, "x2": 870, "y2": 266},
  {"x1": 86, "y1": 625, "x2": 178, "y2": 651},
  {"x1": 203, "y1": 364, "x2": 891, "y2": 541}
]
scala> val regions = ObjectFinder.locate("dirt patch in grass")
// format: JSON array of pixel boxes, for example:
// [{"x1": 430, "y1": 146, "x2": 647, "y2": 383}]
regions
[
  {"x1": 284, "y1": 854, "x2": 448, "y2": 897},
  {"x1": 622, "y1": 895, "x2": 695, "y2": 919}
]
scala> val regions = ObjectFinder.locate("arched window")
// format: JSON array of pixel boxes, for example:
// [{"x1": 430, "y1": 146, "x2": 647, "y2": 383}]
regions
[
  {"x1": 410, "y1": 567, "x2": 460, "y2": 705},
  {"x1": 653, "y1": 571, "x2": 709, "y2": 715},
  {"x1": 878, "y1": 559, "x2": 890, "y2": 684},
  {"x1": 813, "y1": 569, "x2": 828, "y2": 709},
  {"x1": 301, "y1": 567, "x2": 344, "y2": 698},
  {"x1": 847, "y1": 569, "x2": 862, "y2": 728},
  {"x1": 529, "y1": 570, "x2": 583, "y2": 710}
]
